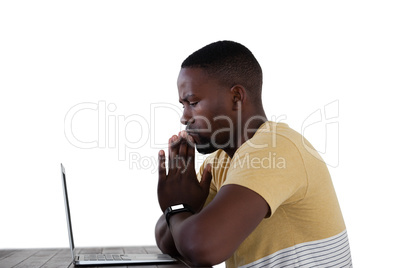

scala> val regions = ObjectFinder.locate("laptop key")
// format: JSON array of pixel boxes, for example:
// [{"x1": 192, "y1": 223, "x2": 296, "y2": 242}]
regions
[
  {"x1": 96, "y1": 254, "x2": 106, "y2": 260},
  {"x1": 121, "y1": 255, "x2": 133, "y2": 260},
  {"x1": 112, "y1": 254, "x2": 122, "y2": 260},
  {"x1": 105, "y1": 254, "x2": 113, "y2": 260},
  {"x1": 85, "y1": 254, "x2": 97, "y2": 261}
]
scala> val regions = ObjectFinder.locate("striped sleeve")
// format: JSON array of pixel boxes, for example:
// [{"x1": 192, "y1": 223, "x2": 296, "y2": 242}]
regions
[{"x1": 240, "y1": 230, "x2": 352, "y2": 268}]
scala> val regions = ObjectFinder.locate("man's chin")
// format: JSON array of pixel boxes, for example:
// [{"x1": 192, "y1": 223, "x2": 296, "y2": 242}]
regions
[
  {"x1": 195, "y1": 144, "x2": 218, "y2": 155},
  {"x1": 190, "y1": 134, "x2": 222, "y2": 154}
]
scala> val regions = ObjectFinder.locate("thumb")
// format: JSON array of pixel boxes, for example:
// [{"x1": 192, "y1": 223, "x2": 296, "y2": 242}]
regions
[{"x1": 200, "y1": 164, "x2": 213, "y2": 192}]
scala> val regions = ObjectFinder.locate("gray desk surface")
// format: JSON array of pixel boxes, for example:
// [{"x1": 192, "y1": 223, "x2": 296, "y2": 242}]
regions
[{"x1": 0, "y1": 246, "x2": 204, "y2": 268}]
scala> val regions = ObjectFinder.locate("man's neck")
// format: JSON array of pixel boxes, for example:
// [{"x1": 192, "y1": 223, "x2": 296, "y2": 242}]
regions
[{"x1": 224, "y1": 112, "x2": 267, "y2": 158}]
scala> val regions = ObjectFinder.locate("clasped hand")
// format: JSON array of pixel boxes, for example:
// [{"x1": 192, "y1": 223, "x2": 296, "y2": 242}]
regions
[{"x1": 157, "y1": 131, "x2": 212, "y2": 213}]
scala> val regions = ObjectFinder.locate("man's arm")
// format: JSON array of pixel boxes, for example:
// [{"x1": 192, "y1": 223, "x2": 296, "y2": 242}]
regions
[
  {"x1": 155, "y1": 184, "x2": 269, "y2": 266},
  {"x1": 155, "y1": 215, "x2": 180, "y2": 256},
  {"x1": 168, "y1": 184, "x2": 269, "y2": 266}
]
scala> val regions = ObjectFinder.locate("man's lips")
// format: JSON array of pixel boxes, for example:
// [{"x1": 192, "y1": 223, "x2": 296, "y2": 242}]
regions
[
  {"x1": 185, "y1": 127, "x2": 196, "y2": 134},
  {"x1": 185, "y1": 131, "x2": 200, "y2": 144}
]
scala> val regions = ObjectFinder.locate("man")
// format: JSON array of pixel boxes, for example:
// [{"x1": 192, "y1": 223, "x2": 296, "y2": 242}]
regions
[{"x1": 155, "y1": 41, "x2": 352, "y2": 267}]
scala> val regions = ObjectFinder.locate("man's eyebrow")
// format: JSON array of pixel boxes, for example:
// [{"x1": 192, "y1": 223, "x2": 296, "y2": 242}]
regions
[{"x1": 179, "y1": 94, "x2": 195, "y2": 102}]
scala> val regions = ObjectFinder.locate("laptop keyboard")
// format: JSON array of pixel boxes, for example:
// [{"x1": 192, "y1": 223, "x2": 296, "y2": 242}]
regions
[{"x1": 83, "y1": 254, "x2": 133, "y2": 261}]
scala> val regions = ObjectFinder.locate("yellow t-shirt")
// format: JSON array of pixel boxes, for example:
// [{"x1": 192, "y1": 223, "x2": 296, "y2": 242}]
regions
[{"x1": 197, "y1": 121, "x2": 352, "y2": 267}]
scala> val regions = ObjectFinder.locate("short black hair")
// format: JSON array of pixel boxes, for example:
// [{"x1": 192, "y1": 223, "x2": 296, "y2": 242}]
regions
[{"x1": 181, "y1": 40, "x2": 263, "y2": 99}]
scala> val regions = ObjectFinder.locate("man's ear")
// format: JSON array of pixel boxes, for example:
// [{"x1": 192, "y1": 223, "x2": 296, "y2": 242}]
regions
[{"x1": 230, "y1": 85, "x2": 246, "y2": 111}]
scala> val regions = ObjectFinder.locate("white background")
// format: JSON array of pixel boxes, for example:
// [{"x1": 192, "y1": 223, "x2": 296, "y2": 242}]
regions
[{"x1": 1, "y1": 1, "x2": 401, "y2": 267}]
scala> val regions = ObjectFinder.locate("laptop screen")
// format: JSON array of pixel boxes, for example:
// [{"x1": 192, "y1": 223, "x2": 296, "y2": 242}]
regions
[{"x1": 60, "y1": 163, "x2": 76, "y2": 261}]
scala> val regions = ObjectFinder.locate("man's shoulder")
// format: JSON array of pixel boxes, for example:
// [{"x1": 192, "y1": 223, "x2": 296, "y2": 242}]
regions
[
  {"x1": 238, "y1": 121, "x2": 301, "y2": 154},
  {"x1": 255, "y1": 121, "x2": 301, "y2": 142}
]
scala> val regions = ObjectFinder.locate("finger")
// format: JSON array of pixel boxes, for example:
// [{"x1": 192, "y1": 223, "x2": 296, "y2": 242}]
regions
[
  {"x1": 178, "y1": 134, "x2": 188, "y2": 171},
  {"x1": 158, "y1": 150, "x2": 167, "y2": 181},
  {"x1": 185, "y1": 131, "x2": 196, "y2": 148},
  {"x1": 169, "y1": 135, "x2": 179, "y2": 173},
  {"x1": 200, "y1": 164, "x2": 213, "y2": 193},
  {"x1": 186, "y1": 132, "x2": 195, "y2": 172}
]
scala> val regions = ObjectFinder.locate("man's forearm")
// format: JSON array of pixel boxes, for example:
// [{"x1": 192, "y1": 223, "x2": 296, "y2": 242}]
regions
[
  {"x1": 156, "y1": 213, "x2": 210, "y2": 266},
  {"x1": 155, "y1": 215, "x2": 180, "y2": 256},
  {"x1": 167, "y1": 211, "x2": 216, "y2": 266}
]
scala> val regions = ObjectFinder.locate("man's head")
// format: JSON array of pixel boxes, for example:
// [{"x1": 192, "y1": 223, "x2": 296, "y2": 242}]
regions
[
  {"x1": 178, "y1": 41, "x2": 264, "y2": 155},
  {"x1": 181, "y1": 40, "x2": 263, "y2": 101}
]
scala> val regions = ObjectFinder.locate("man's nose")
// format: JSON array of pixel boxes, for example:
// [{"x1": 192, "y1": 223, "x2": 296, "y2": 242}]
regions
[
  {"x1": 181, "y1": 110, "x2": 194, "y2": 125},
  {"x1": 181, "y1": 115, "x2": 194, "y2": 125},
  {"x1": 180, "y1": 116, "x2": 187, "y2": 125}
]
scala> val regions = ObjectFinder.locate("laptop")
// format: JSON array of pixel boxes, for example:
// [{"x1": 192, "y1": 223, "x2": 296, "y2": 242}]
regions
[{"x1": 60, "y1": 163, "x2": 177, "y2": 265}]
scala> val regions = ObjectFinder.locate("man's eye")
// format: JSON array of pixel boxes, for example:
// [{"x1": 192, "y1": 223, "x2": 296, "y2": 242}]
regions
[{"x1": 190, "y1": 102, "x2": 198, "y2": 107}]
